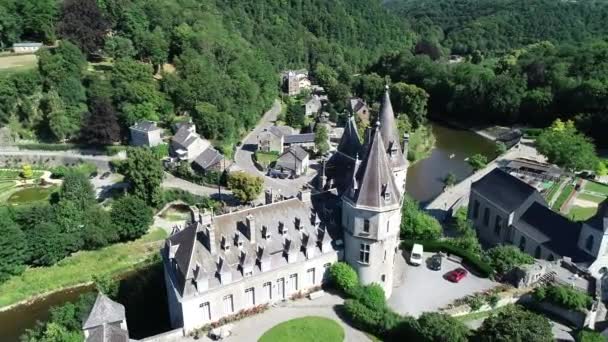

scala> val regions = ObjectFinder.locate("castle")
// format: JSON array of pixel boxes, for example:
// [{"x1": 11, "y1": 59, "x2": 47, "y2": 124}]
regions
[{"x1": 162, "y1": 87, "x2": 408, "y2": 332}]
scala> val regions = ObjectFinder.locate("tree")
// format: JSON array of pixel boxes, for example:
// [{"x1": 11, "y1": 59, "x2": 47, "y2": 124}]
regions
[
  {"x1": 285, "y1": 100, "x2": 306, "y2": 128},
  {"x1": 81, "y1": 207, "x2": 117, "y2": 249},
  {"x1": 19, "y1": 0, "x2": 58, "y2": 44},
  {"x1": 468, "y1": 154, "x2": 488, "y2": 171},
  {"x1": 329, "y1": 262, "x2": 359, "y2": 296},
  {"x1": 392, "y1": 82, "x2": 429, "y2": 129},
  {"x1": 315, "y1": 124, "x2": 330, "y2": 156},
  {"x1": 58, "y1": 0, "x2": 109, "y2": 55},
  {"x1": 121, "y1": 148, "x2": 164, "y2": 206},
  {"x1": 80, "y1": 97, "x2": 121, "y2": 145},
  {"x1": 536, "y1": 119, "x2": 599, "y2": 172},
  {"x1": 416, "y1": 312, "x2": 470, "y2": 342},
  {"x1": 227, "y1": 172, "x2": 263, "y2": 203},
  {"x1": 357, "y1": 283, "x2": 386, "y2": 311},
  {"x1": 56, "y1": 170, "x2": 96, "y2": 210},
  {"x1": 28, "y1": 221, "x2": 69, "y2": 266},
  {"x1": 401, "y1": 197, "x2": 442, "y2": 240},
  {"x1": 484, "y1": 245, "x2": 534, "y2": 275},
  {"x1": 575, "y1": 330, "x2": 604, "y2": 342},
  {"x1": 476, "y1": 305, "x2": 552, "y2": 342},
  {"x1": 0, "y1": 214, "x2": 28, "y2": 282},
  {"x1": 443, "y1": 172, "x2": 456, "y2": 187},
  {"x1": 533, "y1": 284, "x2": 593, "y2": 311},
  {"x1": 111, "y1": 195, "x2": 154, "y2": 241},
  {"x1": 142, "y1": 27, "x2": 169, "y2": 72},
  {"x1": 104, "y1": 36, "x2": 136, "y2": 59},
  {"x1": 21, "y1": 164, "x2": 33, "y2": 179}
]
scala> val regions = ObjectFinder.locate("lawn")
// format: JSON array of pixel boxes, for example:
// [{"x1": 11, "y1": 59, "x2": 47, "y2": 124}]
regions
[
  {"x1": 583, "y1": 181, "x2": 608, "y2": 196},
  {"x1": 7, "y1": 186, "x2": 57, "y2": 205},
  {"x1": 577, "y1": 193, "x2": 605, "y2": 203},
  {"x1": 0, "y1": 54, "x2": 37, "y2": 74},
  {"x1": 0, "y1": 169, "x2": 43, "y2": 180},
  {"x1": 543, "y1": 180, "x2": 562, "y2": 203},
  {"x1": 552, "y1": 184, "x2": 574, "y2": 211},
  {"x1": 255, "y1": 151, "x2": 279, "y2": 168},
  {"x1": 0, "y1": 228, "x2": 167, "y2": 309},
  {"x1": 258, "y1": 316, "x2": 345, "y2": 342},
  {"x1": 569, "y1": 206, "x2": 598, "y2": 221}
]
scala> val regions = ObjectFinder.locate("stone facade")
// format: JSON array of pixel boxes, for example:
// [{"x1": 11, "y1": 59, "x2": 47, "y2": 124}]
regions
[{"x1": 130, "y1": 120, "x2": 163, "y2": 147}]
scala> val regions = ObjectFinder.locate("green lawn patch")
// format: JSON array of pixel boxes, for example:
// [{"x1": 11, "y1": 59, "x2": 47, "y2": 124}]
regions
[
  {"x1": 584, "y1": 181, "x2": 608, "y2": 196},
  {"x1": 552, "y1": 184, "x2": 574, "y2": 211},
  {"x1": 577, "y1": 193, "x2": 605, "y2": 203},
  {"x1": 569, "y1": 206, "x2": 598, "y2": 221},
  {"x1": 0, "y1": 228, "x2": 167, "y2": 309},
  {"x1": 7, "y1": 186, "x2": 57, "y2": 205},
  {"x1": 254, "y1": 151, "x2": 279, "y2": 168},
  {"x1": 544, "y1": 180, "x2": 562, "y2": 202},
  {"x1": 258, "y1": 316, "x2": 344, "y2": 342}
]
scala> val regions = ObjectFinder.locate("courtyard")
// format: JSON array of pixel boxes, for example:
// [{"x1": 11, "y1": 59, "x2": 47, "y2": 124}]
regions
[{"x1": 388, "y1": 251, "x2": 498, "y2": 317}]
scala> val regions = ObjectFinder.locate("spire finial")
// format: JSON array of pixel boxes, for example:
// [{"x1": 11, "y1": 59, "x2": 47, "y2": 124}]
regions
[
  {"x1": 385, "y1": 84, "x2": 389, "y2": 91},
  {"x1": 375, "y1": 120, "x2": 381, "y2": 128}
]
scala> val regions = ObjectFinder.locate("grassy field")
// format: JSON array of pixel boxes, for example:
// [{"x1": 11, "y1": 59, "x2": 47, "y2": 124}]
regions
[
  {"x1": 258, "y1": 316, "x2": 344, "y2": 342},
  {"x1": 552, "y1": 184, "x2": 574, "y2": 211},
  {"x1": 0, "y1": 54, "x2": 37, "y2": 74},
  {"x1": 584, "y1": 181, "x2": 608, "y2": 196},
  {"x1": 0, "y1": 228, "x2": 167, "y2": 309},
  {"x1": 577, "y1": 193, "x2": 605, "y2": 203},
  {"x1": 543, "y1": 180, "x2": 561, "y2": 203},
  {"x1": 255, "y1": 151, "x2": 279, "y2": 168},
  {"x1": 569, "y1": 206, "x2": 598, "y2": 221}
]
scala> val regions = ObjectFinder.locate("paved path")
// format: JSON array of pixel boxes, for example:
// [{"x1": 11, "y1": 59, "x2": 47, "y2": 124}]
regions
[
  {"x1": 424, "y1": 143, "x2": 544, "y2": 221},
  {"x1": 233, "y1": 100, "x2": 316, "y2": 199},
  {"x1": 162, "y1": 172, "x2": 237, "y2": 204},
  {"x1": 182, "y1": 294, "x2": 370, "y2": 342}
]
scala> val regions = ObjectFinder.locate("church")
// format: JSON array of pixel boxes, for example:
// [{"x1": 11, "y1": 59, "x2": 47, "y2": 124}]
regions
[{"x1": 161, "y1": 87, "x2": 408, "y2": 333}]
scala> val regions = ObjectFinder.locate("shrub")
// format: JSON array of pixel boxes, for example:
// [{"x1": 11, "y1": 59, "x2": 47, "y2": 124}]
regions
[
  {"x1": 357, "y1": 283, "x2": 386, "y2": 311},
  {"x1": 533, "y1": 285, "x2": 593, "y2": 311},
  {"x1": 401, "y1": 240, "x2": 493, "y2": 277},
  {"x1": 575, "y1": 329, "x2": 604, "y2": 342},
  {"x1": 401, "y1": 197, "x2": 442, "y2": 241},
  {"x1": 484, "y1": 245, "x2": 534, "y2": 275},
  {"x1": 417, "y1": 312, "x2": 471, "y2": 342},
  {"x1": 467, "y1": 294, "x2": 484, "y2": 311},
  {"x1": 486, "y1": 293, "x2": 500, "y2": 308},
  {"x1": 329, "y1": 262, "x2": 359, "y2": 296},
  {"x1": 343, "y1": 299, "x2": 402, "y2": 337},
  {"x1": 468, "y1": 154, "x2": 488, "y2": 171}
]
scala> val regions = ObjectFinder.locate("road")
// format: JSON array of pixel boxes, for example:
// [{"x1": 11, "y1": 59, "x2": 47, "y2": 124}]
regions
[
  {"x1": 424, "y1": 143, "x2": 544, "y2": 221},
  {"x1": 233, "y1": 99, "x2": 316, "y2": 199}
]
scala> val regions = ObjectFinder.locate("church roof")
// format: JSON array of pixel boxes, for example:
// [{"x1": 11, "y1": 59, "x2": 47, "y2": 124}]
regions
[
  {"x1": 345, "y1": 125, "x2": 401, "y2": 209},
  {"x1": 379, "y1": 87, "x2": 407, "y2": 171},
  {"x1": 82, "y1": 293, "x2": 126, "y2": 330},
  {"x1": 337, "y1": 115, "x2": 362, "y2": 159}
]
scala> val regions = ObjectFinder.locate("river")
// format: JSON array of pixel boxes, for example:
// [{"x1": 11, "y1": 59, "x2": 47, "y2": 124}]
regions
[{"x1": 0, "y1": 123, "x2": 496, "y2": 341}]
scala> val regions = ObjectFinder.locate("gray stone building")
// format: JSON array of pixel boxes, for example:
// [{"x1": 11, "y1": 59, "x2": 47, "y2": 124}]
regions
[
  {"x1": 257, "y1": 126, "x2": 294, "y2": 154},
  {"x1": 283, "y1": 133, "x2": 316, "y2": 151},
  {"x1": 468, "y1": 169, "x2": 608, "y2": 277},
  {"x1": 163, "y1": 87, "x2": 408, "y2": 333},
  {"x1": 170, "y1": 122, "x2": 226, "y2": 174},
  {"x1": 129, "y1": 120, "x2": 163, "y2": 147},
  {"x1": 83, "y1": 293, "x2": 130, "y2": 342},
  {"x1": 272, "y1": 145, "x2": 310, "y2": 177},
  {"x1": 305, "y1": 95, "x2": 323, "y2": 116},
  {"x1": 349, "y1": 97, "x2": 369, "y2": 122}
]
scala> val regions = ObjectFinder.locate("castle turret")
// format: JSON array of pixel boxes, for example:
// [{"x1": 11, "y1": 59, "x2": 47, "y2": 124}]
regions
[
  {"x1": 341, "y1": 123, "x2": 403, "y2": 297},
  {"x1": 379, "y1": 85, "x2": 408, "y2": 194}
]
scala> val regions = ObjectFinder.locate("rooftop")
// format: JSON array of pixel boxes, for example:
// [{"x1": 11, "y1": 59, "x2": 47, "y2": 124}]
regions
[
  {"x1": 130, "y1": 120, "x2": 161, "y2": 133},
  {"x1": 83, "y1": 293, "x2": 126, "y2": 330},
  {"x1": 193, "y1": 147, "x2": 224, "y2": 170},
  {"x1": 472, "y1": 168, "x2": 540, "y2": 212},
  {"x1": 284, "y1": 133, "x2": 315, "y2": 144}
]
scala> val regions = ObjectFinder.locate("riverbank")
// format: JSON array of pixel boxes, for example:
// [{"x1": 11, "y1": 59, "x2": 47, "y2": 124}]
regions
[{"x1": 0, "y1": 228, "x2": 167, "y2": 311}]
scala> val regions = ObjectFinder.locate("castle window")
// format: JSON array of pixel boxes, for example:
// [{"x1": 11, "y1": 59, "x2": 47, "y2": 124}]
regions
[
  {"x1": 535, "y1": 246, "x2": 542, "y2": 259},
  {"x1": 359, "y1": 244, "x2": 370, "y2": 264},
  {"x1": 494, "y1": 216, "x2": 502, "y2": 236},
  {"x1": 363, "y1": 219, "x2": 370, "y2": 233},
  {"x1": 483, "y1": 208, "x2": 490, "y2": 226},
  {"x1": 586, "y1": 235, "x2": 595, "y2": 252},
  {"x1": 472, "y1": 200, "x2": 480, "y2": 219},
  {"x1": 381, "y1": 274, "x2": 386, "y2": 282},
  {"x1": 519, "y1": 236, "x2": 526, "y2": 251}
]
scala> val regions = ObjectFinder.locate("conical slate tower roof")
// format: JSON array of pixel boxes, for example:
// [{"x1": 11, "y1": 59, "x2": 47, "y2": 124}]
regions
[
  {"x1": 379, "y1": 86, "x2": 408, "y2": 171},
  {"x1": 345, "y1": 124, "x2": 401, "y2": 209},
  {"x1": 82, "y1": 293, "x2": 126, "y2": 330},
  {"x1": 337, "y1": 115, "x2": 362, "y2": 159}
]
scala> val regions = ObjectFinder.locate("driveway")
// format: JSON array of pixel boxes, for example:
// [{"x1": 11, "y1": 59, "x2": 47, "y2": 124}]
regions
[
  {"x1": 233, "y1": 100, "x2": 317, "y2": 199},
  {"x1": 388, "y1": 251, "x2": 498, "y2": 317}
]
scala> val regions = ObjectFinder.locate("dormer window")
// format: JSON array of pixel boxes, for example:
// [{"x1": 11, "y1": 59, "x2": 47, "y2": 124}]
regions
[
  {"x1": 279, "y1": 222, "x2": 287, "y2": 235},
  {"x1": 295, "y1": 217, "x2": 301, "y2": 230},
  {"x1": 263, "y1": 225, "x2": 271, "y2": 240},
  {"x1": 234, "y1": 233, "x2": 243, "y2": 248},
  {"x1": 363, "y1": 219, "x2": 370, "y2": 233},
  {"x1": 221, "y1": 235, "x2": 228, "y2": 250}
]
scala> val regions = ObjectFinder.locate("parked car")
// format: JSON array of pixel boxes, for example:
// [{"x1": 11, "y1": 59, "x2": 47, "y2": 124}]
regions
[
  {"x1": 410, "y1": 244, "x2": 423, "y2": 266},
  {"x1": 429, "y1": 253, "x2": 443, "y2": 271},
  {"x1": 446, "y1": 268, "x2": 468, "y2": 283}
]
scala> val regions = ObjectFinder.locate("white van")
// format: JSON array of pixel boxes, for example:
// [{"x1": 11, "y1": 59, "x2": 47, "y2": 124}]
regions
[{"x1": 410, "y1": 244, "x2": 424, "y2": 266}]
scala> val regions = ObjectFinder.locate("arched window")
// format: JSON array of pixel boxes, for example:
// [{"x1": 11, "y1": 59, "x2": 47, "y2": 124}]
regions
[
  {"x1": 535, "y1": 246, "x2": 542, "y2": 259},
  {"x1": 519, "y1": 236, "x2": 526, "y2": 251},
  {"x1": 586, "y1": 235, "x2": 595, "y2": 251}
]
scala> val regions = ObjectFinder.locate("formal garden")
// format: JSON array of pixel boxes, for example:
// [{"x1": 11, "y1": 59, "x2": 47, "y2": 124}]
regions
[{"x1": 258, "y1": 316, "x2": 344, "y2": 342}]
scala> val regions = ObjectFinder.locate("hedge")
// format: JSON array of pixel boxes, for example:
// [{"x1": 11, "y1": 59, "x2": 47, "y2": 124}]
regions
[
  {"x1": 401, "y1": 240, "x2": 494, "y2": 277},
  {"x1": 17, "y1": 143, "x2": 127, "y2": 156}
]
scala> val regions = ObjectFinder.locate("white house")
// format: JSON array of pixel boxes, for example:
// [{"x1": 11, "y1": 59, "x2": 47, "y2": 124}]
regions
[{"x1": 12, "y1": 42, "x2": 42, "y2": 54}]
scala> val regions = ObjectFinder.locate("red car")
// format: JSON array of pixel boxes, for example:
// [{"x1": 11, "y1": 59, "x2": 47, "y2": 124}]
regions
[{"x1": 446, "y1": 268, "x2": 468, "y2": 283}]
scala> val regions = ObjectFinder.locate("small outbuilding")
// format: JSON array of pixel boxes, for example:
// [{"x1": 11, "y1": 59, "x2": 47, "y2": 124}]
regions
[
  {"x1": 129, "y1": 120, "x2": 163, "y2": 147},
  {"x1": 12, "y1": 42, "x2": 42, "y2": 54}
]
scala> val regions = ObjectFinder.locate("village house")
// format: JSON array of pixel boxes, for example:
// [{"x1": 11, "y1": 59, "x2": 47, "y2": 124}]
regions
[
  {"x1": 282, "y1": 70, "x2": 311, "y2": 96},
  {"x1": 283, "y1": 133, "x2": 316, "y2": 151},
  {"x1": 272, "y1": 145, "x2": 310, "y2": 178},
  {"x1": 257, "y1": 126, "x2": 294, "y2": 154},
  {"x1": 129, "y1": 120, "x2": 164, "y2": 147},
  {"x1": 304, "y1": 95, "x2": 323, "y2": 117},
  {"x1": 163, "y1": 87, "x2": 409, "y2": 333},
  {"x1": 349, "y1": 97, "x2": 370, "y2": 122},
  {"x1": 171, "y1": 123, "x2": 227, "y2": 174},
  {"x1": 468, "y1": 168, "x2": 608, "y2": 278}
]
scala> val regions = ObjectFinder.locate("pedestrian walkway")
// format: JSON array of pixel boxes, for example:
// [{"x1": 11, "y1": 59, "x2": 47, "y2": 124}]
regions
[{"x1": 181, "y1": 294, "x2": 370, "y2": 342}]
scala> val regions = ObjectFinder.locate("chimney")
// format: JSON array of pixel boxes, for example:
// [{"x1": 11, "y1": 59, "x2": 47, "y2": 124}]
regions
[
  {"x1": 206, "y1": 225, "x2": 217, "y2": 255},
  {"x1": 200, "y1": 209, "x2": 213, "y2": 226},
  {"x1": 265, "y1": 189, "x2": 274, "y2": 205},
  {"x1": 402, "y1": 133, "x2": 410, "y2": 155},
  {"x1": 194, "y1": 263, "x2": 208, "y2": 293},
  {"x1": 246, "y1": 214, "x2": 256, "y2": 243},
  {"x1": 190, "y1": 206, "x2": 200, "y2": 223},
  {"x1": 298, "y1": 189, "x2": 311, "y2": 203},
  {"x1": 167, "y1": 240, "x2": 179, "y2": 259}
]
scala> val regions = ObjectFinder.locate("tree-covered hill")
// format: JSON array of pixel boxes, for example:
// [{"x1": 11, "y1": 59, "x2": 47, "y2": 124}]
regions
[
  {"x1": 387, "y1": 0, "x2": 608, "y2": 54},
  {"x1": 0, "y1": 0, "x2": 411, "y2": 149}
]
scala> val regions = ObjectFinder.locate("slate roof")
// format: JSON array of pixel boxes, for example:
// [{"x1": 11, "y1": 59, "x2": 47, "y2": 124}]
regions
[
  {"x1": 83, "y1": 293, "x2": 126, "y2": 330},
  {"x1": 337, "y1": 115, "x2": 362, "y2": 159},
  {"x1": 344, "y1": 125, "x2": 401, "y2": 209},
  {"x1": 349, "y1": 98, "x2": 367, "y2": 114},
  {"x1": 268, "y1": 126, "x2": 294, "y2": 138},
  {"x1": 172, "y1": 124, "x2": 200, "y2": 148},
  {"x1": 165, "y1": 193, "x2": 342, "y2": 298},
  {"x1": 130, "y1": 120, "x2": 161, "y2": 132},
  {"x1": 13, "y1": 42, "x2": 42, "y2": 47},
  {"x1": 585, "y1": 199, "x2": 608, "y2": 231},
  {"x1": 515, "y1": 202, "x2": 590, "y2": 262},
  {"x1": 284, "y1": 133, "x2": 315, "y2": 144},
  {"x1": 379, "y1": 87, "x2": 407, "y2": 171},
  {"x1": 86, "y1": 324, "x2": 129, "y2": 342},
  {"x1": 472, "y1": 169, "x2": 539, "y2": 213},
  {"x1": 193, "y1": 147, "x2": 224, "y2": 170},
  {"x1": 275, "y1": 146, "x2": 309, "y2": 173}
]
